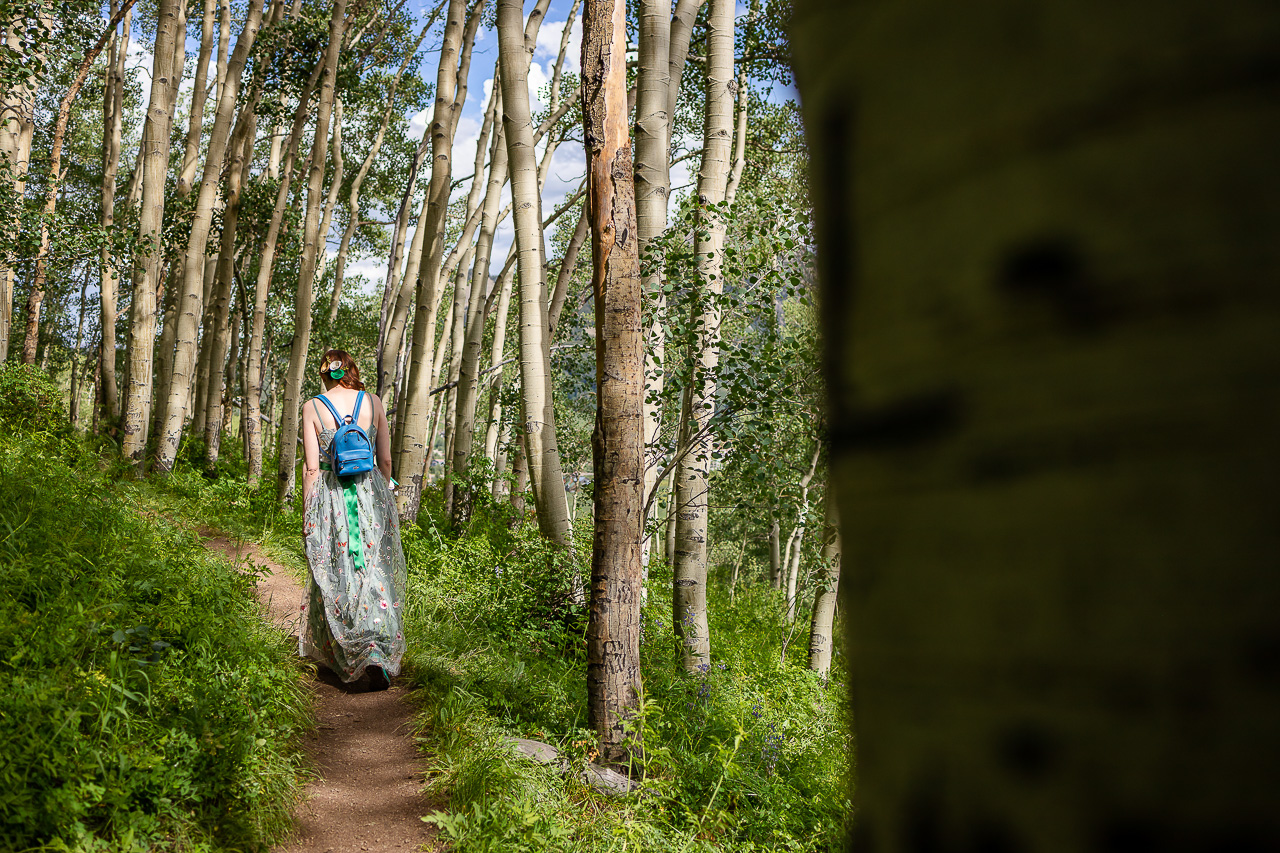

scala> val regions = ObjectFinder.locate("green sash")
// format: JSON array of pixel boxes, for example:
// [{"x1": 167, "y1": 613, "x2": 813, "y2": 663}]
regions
[{"x1": 319, "y1": 461, "x2": 366, "y2": 573}]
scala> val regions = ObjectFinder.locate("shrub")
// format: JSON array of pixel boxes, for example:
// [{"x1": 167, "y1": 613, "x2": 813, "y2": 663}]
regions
[{"x1": 0, "y1": 430, "x2": 310, "y2": 851}]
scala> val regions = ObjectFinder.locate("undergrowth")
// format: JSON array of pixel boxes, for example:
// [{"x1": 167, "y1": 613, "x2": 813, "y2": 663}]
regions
[
  {"x1": 398, "y1": 486, "x2": 850, "y2": 852},
  {"x1": 3, "y1": 360, "x2": 848, "y2": 851},
  {"x1": 0, "y1": 365, "x2": 311, "y2": 852}
]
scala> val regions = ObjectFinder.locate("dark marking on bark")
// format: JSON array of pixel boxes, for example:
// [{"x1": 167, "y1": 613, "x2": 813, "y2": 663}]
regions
[
  {"x1": 830, "y1": 389, "x2": 963, "y2": 453},
  {"x1": 993, "y1": 721, "x2": 1058, "y2": 783},
  {"x1": 813, "y1": 99, "x2": 856, "y2": 435},
  {"x1": 998, "y1": 237, "x2": 1107, "y2": 334}
]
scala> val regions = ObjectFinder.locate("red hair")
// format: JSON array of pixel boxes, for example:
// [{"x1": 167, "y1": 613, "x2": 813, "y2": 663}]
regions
[{"x1": 319, "y1": 349, "x2": 366, "y2": 390}]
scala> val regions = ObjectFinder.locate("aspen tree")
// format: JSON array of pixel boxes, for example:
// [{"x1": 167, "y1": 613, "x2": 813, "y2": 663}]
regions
[
  {"x1": 794, "y1": 0, "x2": 1280, "y2": 846},
  {"x1": 379, "y1": 183, "x2": 432, "y2": 397},
  {"x1": 154, "y1": 0, "x2": 265, "y2": 473},
  {"x1": 394, "y1": 0, "x2": 484, "y2": 518},
  {"x1": 784, "y1": 443, "x2": 821, "y2": 622},
  {"x1": 481, "y1": 258, "x2": 519, "y2": 463},
  {"x1": 376, "y1": 141, "x2": 426, "y2": 372},
  {"x1": 325, "y1": 19, "x2": 434, "y2": 327},
  {"x1": 464, "y1": 1, "x2": 575, "y2": 500},
  {"x1": 122, "y1": 0, "x2": 185, "y2": 468},
  {"x1": 672, "y1": 0, "x2": 734, "y2": 671},
  {"x1": 496, "y1": 0, "x2": 571, "y2": 546},
  {"x1": 315, "y1": 98, "x2": 344, "y2": 267},
  {"x1": 202, "y1": 111, "x2": 258, "y2": 470},
  {"x1": 153, "y1": 0, "x2": 211, "y2": 438},
  {"x1": 276, "y1": 0, "x2": 348, "y2": 502},
  {"x1": 582, "y1": 0, "x2": 645, "y2": 765},
  {"x1": 807, "y1": 496, "x2": 839, "y2": 678},
  {"x1": 0, "y1": 10, "x2": 46, "y2": 362},
  {"x1": 244, "y1": 46, "x2": 325, "y2": 485},
  {"x1": 98, "y1": 3, "x2": 131, "y2": 424},
  {"x1": 177, "y1": 0, "x2": 218, "y2": 198},
  {"x1": 635, "y1": 0, "x2": 703, "y2": 518},
  {"x1": 438, "y1": 72, "x2": 501, "y2": 508},
  {"x1": 20, "y1": 0, "x2": 140, "y2": 365},
  {"x1": 445, "y1": 86, "x2": 507, "y2": 522}
]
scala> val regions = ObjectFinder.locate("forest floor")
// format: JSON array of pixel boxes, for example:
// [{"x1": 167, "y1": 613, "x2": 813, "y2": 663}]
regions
[{"x1": 200, "y1": 530, "x2": 443, "y2": 853}]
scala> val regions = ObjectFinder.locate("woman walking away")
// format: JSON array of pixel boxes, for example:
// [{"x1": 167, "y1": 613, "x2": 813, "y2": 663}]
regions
[{"x1": 300, "y1": 349, "x2": 406, "y2": 690}]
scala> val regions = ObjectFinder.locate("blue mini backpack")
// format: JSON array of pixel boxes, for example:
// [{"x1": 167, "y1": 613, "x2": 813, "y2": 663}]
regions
[{"x1": 316, "y1": 391, "x2": 375, "y2": 477}]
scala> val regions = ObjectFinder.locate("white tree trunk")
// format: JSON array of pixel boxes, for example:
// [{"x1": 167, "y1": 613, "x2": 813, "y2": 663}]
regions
[
  {"x1": 394, "y1": 0, "x2": 484, "y2": 518},
  {"x1": 672, "y1": 0, "x2": 734, "y2": 671},
  {"x1": 497, "y1": 0, "x2": 570, "y2": 546},
  {"x1": 276, "y1": 0, "x2": 348, "y2": 502},
  {"x1": 122, "y1": 0, "x2": 185, "y2": 468},
  {"x1": 98, "y1": 5, "x2": 131, "y2": 424},
  {"x1": 807, "y1": 496, "x2": 840, "y2": 677},
  {"x1": 154, "y1": 0, "x2": 265, "y2": 473},
  {"x1": 245, "y1": 46, "x2": 325, "y2": 485}
]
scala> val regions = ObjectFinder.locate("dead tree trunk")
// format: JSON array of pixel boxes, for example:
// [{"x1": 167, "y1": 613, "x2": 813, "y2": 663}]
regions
[{"x1": 582, "y1": 0, "x2": 645, "y2": 767}]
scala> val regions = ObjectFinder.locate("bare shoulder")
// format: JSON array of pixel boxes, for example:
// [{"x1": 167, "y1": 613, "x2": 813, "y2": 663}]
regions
[{"x1": 364, "y1": 390, "x2": 386, "y2": 415}]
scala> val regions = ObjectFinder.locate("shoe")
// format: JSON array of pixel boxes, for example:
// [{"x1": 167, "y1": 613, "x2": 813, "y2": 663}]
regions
[{"x1": 368, "y1": 665, "x2": 390, "y2": 691}]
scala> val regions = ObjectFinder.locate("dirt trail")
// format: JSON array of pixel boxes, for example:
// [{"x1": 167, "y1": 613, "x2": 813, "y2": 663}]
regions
[{"x1": 201, "y1": 533, "x2": 440, "y2": 853}]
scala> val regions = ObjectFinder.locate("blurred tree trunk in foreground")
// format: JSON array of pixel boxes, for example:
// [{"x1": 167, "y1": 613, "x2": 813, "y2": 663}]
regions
[{"x1": 792, "y1": 0, "x2": 1280, "y2": 849}]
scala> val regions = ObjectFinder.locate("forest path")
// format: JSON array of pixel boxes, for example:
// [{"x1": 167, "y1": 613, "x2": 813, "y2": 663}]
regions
[{"x1": 200, "y1": 531, "x2": 441, "y2": 853}]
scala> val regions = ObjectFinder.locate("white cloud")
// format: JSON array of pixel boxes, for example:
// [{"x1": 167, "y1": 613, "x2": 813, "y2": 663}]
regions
[
  {"x1": 407, "y1": 106, "x2": 431, "y2": 141},
  {"x1": 527, "y1": 60, "x2": 550, "y2": 110},
  {"x1": 534, "y1": 16, "x2": 581, "y2": 75}
]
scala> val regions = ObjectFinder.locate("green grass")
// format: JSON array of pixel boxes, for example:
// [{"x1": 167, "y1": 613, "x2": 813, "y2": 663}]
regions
[{"x1": 0, "y1": 366, "x2": 312, "y2": 852}]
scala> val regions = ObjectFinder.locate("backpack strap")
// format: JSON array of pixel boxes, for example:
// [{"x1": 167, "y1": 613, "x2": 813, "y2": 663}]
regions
[
  {"x1": 315, "y1": 395, "x2": 344, "y2": 430},
  {"x1": 351, "y1": 390, "x2": 365, "y2": 425}
]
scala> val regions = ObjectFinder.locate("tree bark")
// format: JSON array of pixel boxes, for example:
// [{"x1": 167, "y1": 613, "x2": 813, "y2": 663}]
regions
[
  {"x1": 98, "y1": 4, "x2": 131, "y2": 426},
  {"x1": 68, "y1": 272, "x2": 90, "y2": 425},
  {"x1": 768, "y1": 513, "x2": 782, "y2": 588},
  {"x1": 497, "y1": 0, "x2": 571, "y2": 546},
  {"x1": 482, "y1": 258, "x2": 518, "y2": 463},
  {"x1": 122, "y1": 0, "x2": 184, "y2": 468},
  {"x1": 807, "y1": 495, "x2": 840, "y2": 677},
  {"x1": 635, "y1": 0, "x2": 704, "y2": 517},
  {"x1": 154, "y1": 0, "x2": 265, "y2": 473},
  {"x1": 394, "y1": 0, "x2": 485, "y2": 518},
  {"x1": 315, "y1": 96, "x2": 344, "y2": 277},
  {"x1": 276, "y1": 0, "x2": 348, "y2": 503},
  {"x1": 794, "y1": 0, "x2": 1280, "y2": 846},
  {"x1": 582, "y1": 0, "x2": 645, "y2": 766}
]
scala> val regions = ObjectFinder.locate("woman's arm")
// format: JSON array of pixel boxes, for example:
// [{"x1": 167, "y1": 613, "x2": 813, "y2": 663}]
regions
[
  {"x1": 373, "y1": 393, "x2": 393, "y2": 481},
  {"x1": 301, "y1": 400, "x2": 321, "y2": 501}
]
